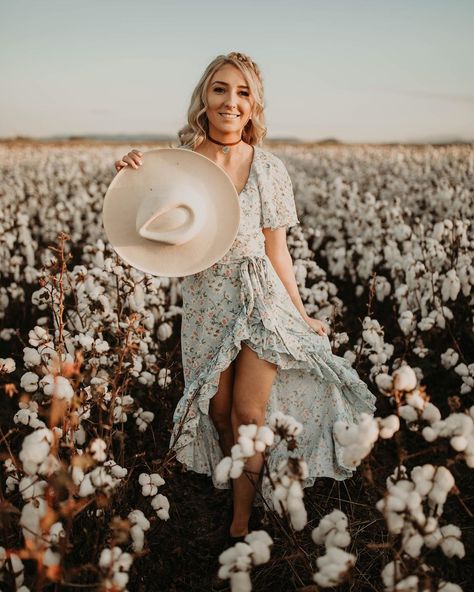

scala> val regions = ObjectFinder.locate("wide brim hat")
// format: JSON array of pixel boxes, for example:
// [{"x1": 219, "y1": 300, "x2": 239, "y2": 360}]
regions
[{"x1": 102, "y1": 148, "x2": 240, "y2": 277}]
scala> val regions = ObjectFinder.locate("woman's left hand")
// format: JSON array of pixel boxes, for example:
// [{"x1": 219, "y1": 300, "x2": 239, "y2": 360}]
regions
[{"x1": 304, "y1": 316, "x2": 328, "y2": 336}]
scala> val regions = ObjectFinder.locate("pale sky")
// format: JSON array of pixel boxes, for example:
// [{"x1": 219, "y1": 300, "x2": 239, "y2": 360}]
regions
[{"x1": 1, "y1": 0, "x2": 473, "y2": 143}]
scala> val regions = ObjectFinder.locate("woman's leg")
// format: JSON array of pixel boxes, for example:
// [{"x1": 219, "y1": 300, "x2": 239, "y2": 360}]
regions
[
  {"x1": 209, "y1": 362, "x2": 236, "y2": 457},
  {"x1": 230, "y1": 343, "x2": 278, "y2": 536}
]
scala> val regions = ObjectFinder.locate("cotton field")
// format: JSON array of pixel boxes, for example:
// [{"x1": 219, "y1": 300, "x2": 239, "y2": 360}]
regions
[{"x1": 0, "y1": 140, "x2": 473, "y2": 592}]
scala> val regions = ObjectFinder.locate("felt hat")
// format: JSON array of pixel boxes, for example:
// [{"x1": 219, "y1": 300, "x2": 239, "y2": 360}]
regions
[{"x1": 102, "y1": 148, "x2": 240, "y2": 277}]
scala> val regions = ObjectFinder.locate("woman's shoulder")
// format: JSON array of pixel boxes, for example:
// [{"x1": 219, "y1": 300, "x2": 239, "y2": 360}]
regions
[{"x1": 255, "y1": 146, "x2": 289, "y2": 178}]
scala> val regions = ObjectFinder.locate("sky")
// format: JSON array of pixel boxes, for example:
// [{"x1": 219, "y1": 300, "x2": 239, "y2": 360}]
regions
[{"x1": 1, "y1": 0, "x2": 473, "y2": 143}]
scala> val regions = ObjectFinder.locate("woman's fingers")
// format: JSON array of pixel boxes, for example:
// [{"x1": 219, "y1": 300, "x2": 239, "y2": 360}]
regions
[
  {"x1": 114, "y1": 150, "x2": 143, "y2": 172},
  {"x1": 115, "y1": 159, "x2": 128, "y2": 172}
]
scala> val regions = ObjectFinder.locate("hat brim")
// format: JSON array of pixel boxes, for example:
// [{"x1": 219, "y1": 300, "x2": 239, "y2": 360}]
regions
[{"x1": 102, "y1": 148, "x2": 240, "y2": 277}]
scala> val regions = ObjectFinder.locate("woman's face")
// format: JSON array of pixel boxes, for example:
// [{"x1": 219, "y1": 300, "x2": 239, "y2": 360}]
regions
[{"x1": 206, "y1": 64, "x2": 253, "y2": 138}]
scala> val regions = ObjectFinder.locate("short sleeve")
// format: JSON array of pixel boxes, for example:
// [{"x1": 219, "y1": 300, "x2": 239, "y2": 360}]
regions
[{"x1": 259, "y1": 153, "x2": 300, "y2": 230}]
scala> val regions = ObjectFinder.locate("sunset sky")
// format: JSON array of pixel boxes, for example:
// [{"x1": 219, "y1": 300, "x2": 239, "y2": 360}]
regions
[{"x1": 1, "y1": 0, "x2": 473, "y2": 143}]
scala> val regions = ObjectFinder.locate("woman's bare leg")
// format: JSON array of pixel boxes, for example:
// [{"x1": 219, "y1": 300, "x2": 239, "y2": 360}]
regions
[
  {"x1": 209, "y1": 362, "x2": 236, "y2": 457},
  {"x1": 230, "y1": 343, "x2": 278, "y2": 536}
]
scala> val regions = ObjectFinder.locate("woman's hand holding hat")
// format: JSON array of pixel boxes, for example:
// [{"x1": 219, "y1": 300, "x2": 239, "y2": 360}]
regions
[{"x1": 114, "y1": 149, "x2": 143, "y2": 172}]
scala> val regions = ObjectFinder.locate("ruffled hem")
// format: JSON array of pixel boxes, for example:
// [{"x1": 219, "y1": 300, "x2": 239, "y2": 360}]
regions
[{"x1": 169, "y1": 256, "x2": 377, "y2": 509}]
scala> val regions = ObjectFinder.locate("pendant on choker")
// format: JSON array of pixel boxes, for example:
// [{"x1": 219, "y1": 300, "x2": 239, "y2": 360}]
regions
[{"x1": 222, "y1": 146, "x2": 230, "y2": 154}]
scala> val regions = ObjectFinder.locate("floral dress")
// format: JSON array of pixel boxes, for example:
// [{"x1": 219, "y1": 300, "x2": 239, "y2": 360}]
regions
[{"x1": 169, "y1": 144, "x2": 377, "y2": 508}]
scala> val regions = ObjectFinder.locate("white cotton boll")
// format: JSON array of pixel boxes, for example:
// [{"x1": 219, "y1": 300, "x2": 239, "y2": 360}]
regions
[
  {"x1": 238, "y1": 436, "x2": 255, "y2": 457},
  {"x1": 94, "y1": 339, "x2": 109, "y2": 354},
  {"x1": 394, "y1": 575, "x2": 419, "y2": 591},
  {"x1": 151, "y1": 493, "x2": 170, "y2": 520},
  {"x1": 255, "y1": 426, "x2": 274, "y2": 450},
  {"x1": 375, "y1": 372, "x2": 393, "y2": 395},
  {"x1": 149, "y1": 473, "x2": 165, "y2": 487},
  {"x1": 247, "y1": 540, "x2": 271, "y2": 565},
  {"x1": 112, "y1": 571, "x2": 129, "y2": 589},
  {"x1": 20, "y1": 498, "x2": 47, "y2": 541},
  {"x1": 48, "y1": 521, "x2": 65, "y2": 544},
  {"x1": 422, "y1": 425, "x2": 439, "y2": 442},
  {"x1": 402, "y1": 533, "x2": 424, "y2": 558},
  {"x1": 386, "y1": 512, "x2": 405, "y2": 534},
  {"x1": 378, "y1": 415, "x2": 400, "y2": 438},
  {"x1": 19, "y1": 428, "x2": 53, "y2": 475},
  {"x1": 438, "y1": 580, "x2": 463, "y2": 592},
  {"x1": 441, "y1": 269, "x2": 460, "y2": 301},
  {"x1": 6, "y1": 552, "x2": 25, "y2": 588},
  {"x1": 393, "y1": 365, "x2": 417, "y2": 391},
  {"x1": 41, "y1": 374, "x2": 74, "y2": 401},
  {"x1": 78, "y1": 474, "x2": 95, "y2": 497},
  {"x1": 128, "y1": 509, "x2": 150, "y2": 531},
  {"x1": 230, "y1": 459, "x2": 245, "y2": 479},
  {"x1": 440, "y1": 538, "x2": 465, "y2": 559},
  {"x1": 229, "y1": 570, "x2": 252, "y2": 592},
  {"x1": 43, "y1": 548, "x2": 61, "y2": 567},
  {"x1": 130, "y1": 524, "x2": 145, "y2": 552},
  {"x1": 71, "y1": 465, "x2": 84, "y2": 485},
  {"x1": 440, "y1": 348, "x2": 459, "y2": 369},
  {"x1": 421, "y1": 403, "x2": 441, "y2": 424},
  {"x1": 77, "y1": 334, "x2": 94, "y2": 351},
  {"x1": 158, "y1": 322, "x2": 173, "y2": 341},
  {"x1": 424, "y1": 528, "x2": 443, "y2": 549},
  {"x1": 450, "y1": 436, "x2": 467, "y2": 451},
  {"x1": 399, "y1": 405, "x2": 419, "y2": 422},
  {"x1": 90, "y1": 438, "x2": 107, "y2": 462},
  {"x1": 433, "y1": 466, "x2": 455, "y2": 490},
  {"x1": 215, "y1": 456, "x2": 232, "y2": 484},
  {"x1": 158, "y1": 367, "x2": 171, "y2": 388},
  {"x1": 20, "y1": 371, "x2": 40, "y2": 392},
  {"x1": 23, "y1": 347, "x2": 42, "y2": 367},
  {"x1": 406, "y1": 390, "x2": 426, "y2": 410},
  {"x1": 19, "y1": 476, "x2": 47, "y2": 501}
]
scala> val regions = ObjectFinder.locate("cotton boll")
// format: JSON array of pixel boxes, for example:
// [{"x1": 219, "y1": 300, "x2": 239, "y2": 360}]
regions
[
  {"x1": 378, "y1": 415, "x2": 400, "y2": 438},
  {"x1": 151, "y1": 493, "x2": 170, "y2": 520},
  {"x1": 393, "y1": 365, "x2": 417, "y2": 391},
  {"x1": 375, "y1": 372, "x2": 393, "y2": 394},
  {"x1": 23, "y1": 346, "x2": 42, "y2": 368},
  {"x1": 215, "y1": 456, "x2": 232, "y2": 484},
  {"x1": 20, "y1": 371, "x2": 40, "y2": 392},
  {"x1": 438, "y1": 580, "x2": 463, "y2": 592},
  {"x1": 238, "y1": 435, "x2": 255, "y2": 457},
  {"x1": 421, "y1": 402, "x2": 441, "y2": 424},
  {"x1": 89, "y1": 438, "x2": 107, "y2": 462},
  {"x1": 402, "y1": 532, "x2": 424, "y2": 558},
  {"x1": 229, "y1": 570, "x2": 252, "y2": 592},
  {"x1": 399, "y1": 405, "x2": 418, "y2": 422},
  {"x1": 19, "y1": 428, "x2": 53, "y2": 475}
]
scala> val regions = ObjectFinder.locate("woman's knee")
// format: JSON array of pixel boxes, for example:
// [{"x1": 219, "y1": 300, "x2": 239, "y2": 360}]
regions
[{"x1": 231, "y1": 405, "x2": 266, "y2": 431}]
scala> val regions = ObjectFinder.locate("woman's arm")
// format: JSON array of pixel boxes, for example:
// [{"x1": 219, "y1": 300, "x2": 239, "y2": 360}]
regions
[
  {"x1": 263, "y1": 227, "x2": 328, "y2": 335},
  {"x1": 263, "y1": 227, "x2": 307, "y2": 318}
]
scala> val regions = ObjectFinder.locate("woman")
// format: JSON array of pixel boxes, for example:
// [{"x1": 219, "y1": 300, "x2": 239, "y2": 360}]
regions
[{"x1": 115, "y1": 52, "x2": 377, "y2": 542}]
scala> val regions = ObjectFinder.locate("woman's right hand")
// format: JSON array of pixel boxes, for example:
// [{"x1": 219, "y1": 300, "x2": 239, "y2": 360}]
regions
[{"x1": 114, "y1": 149, "x2": 143, "y2": 172}]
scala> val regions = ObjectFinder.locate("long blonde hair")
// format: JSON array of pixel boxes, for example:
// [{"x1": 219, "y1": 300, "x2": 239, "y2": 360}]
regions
[{"x1": 176, "y1": 52, "x2": 266, "y2": 149}]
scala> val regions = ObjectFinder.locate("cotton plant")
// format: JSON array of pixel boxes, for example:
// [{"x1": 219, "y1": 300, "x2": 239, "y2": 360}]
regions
[
  {"x1": 376, "y1": 463, "x2": 464, "y2": 590},
  {"x1": 215, "y1": 422, "x2": 275, "y2": 484},
  {"x1": 138, "y1": 472, "x2": 170, "y2": 520},
  {"x1": 454, "y1": 361, "x2": 474, "y2": 394},
  {"x1": 217, "y1": 530, "x2": 273, "y2": 592},
  {"x1": 133, "y1": 407, "x2": 155, "y2": 432},
  {"x1": 267, "y1": 457, "x2": 309, "y2": 530},
  {"x1": 333, "y1": 411, "x2": 399, "y2": 468},
  {"x1": 0, "y1": 547, "x2": 27, "y2": 590},
  {"x1": 99, "y1": 546, "x2": 133, "y2": 592},
  {"x1": 128, "y1": 509, "x2": 151, "y2": 552}
]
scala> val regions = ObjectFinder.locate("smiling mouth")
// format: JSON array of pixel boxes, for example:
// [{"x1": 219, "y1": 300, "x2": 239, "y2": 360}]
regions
[{"x1": 219, "y1": 113, "x2": 240, "y2": 119}]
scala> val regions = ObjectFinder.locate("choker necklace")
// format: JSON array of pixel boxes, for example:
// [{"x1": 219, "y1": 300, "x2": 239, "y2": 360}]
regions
[{"x1": 207, "y1": 133, "x2": 242, "y2": 154}]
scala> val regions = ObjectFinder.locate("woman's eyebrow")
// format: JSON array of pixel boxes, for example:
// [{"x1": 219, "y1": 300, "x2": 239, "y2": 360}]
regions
[{"x1": 212, "y1": 80, "x2": 249, "y2": 89}]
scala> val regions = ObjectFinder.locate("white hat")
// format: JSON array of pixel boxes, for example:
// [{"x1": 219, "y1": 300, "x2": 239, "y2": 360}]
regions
[{"x1": 102, "y1": 148, "x2": 240, "y2": 277}]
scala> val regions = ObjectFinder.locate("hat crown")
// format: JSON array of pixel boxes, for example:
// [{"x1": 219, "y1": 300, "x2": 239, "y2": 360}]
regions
[{"x1": 136, "y1": 182, "x2": 206, "y2": 246}]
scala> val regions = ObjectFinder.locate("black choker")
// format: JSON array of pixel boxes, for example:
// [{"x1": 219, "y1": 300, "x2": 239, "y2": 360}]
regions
[{"x1": 207, "y1": 133, "x2": 242, "y2": 153}]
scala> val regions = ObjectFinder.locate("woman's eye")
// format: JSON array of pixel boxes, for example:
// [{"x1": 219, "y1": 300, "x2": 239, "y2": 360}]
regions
[{"x1": 214, "y1": 87, "x2": 249, "y2": 97}]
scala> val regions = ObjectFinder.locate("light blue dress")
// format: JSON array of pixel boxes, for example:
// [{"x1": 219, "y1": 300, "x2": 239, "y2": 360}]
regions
[{"x1": 169, "y1": 145, "x2": 377, "y2": 508}]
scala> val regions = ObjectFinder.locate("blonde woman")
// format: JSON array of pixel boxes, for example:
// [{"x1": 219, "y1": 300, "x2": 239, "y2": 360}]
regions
[{"x1": 115, "y1": 52, "x2": 376, "y2": 544}]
